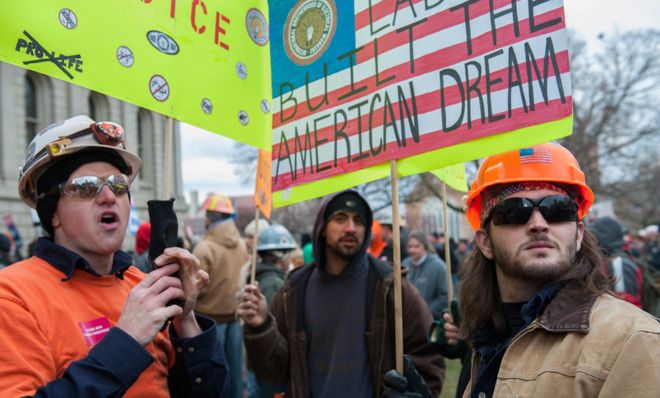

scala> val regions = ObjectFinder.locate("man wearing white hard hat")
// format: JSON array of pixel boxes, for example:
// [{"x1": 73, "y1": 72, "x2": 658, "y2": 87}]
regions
[{"x1": 0, "y1": 115, "x2": 228, "y2": 396}]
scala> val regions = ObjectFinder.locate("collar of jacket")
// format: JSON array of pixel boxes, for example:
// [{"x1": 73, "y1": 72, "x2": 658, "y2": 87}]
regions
[
  {"x1": 34, "y1": 237, "x2": 133, "y2": 281},
  {"x1": 411, "y1": 253, "x2": 428, "y2": 267},
  {"x1": 536, "y1": 281, "x2": 599, "y2": 333}
]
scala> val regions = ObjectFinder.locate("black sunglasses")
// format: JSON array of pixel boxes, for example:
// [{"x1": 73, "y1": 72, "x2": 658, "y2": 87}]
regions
[{"x1": 484, "y1": 195, "x2": 578, "y2": 226}]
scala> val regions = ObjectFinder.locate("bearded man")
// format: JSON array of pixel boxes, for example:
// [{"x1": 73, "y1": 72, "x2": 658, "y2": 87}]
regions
[{"x1": 432, "y1": 143, "x2": 660, "y2": 397}]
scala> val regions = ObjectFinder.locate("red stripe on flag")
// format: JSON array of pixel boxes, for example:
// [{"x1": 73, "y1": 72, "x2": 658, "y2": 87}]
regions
[
  {"x1": 273, "y1": 8, "x2": 565, "y2": 128},
  {"x1": 271, "y1": 50, "x2": 569, "y2": 157},
  {"x1": 272, "y1": 97, "x2": 572, "y2": 190}
]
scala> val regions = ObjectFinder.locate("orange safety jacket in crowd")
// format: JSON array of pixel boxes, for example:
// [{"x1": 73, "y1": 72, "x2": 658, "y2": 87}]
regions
[{"x1": 0, "y1": 256, "x2": 172, "y2": 397}]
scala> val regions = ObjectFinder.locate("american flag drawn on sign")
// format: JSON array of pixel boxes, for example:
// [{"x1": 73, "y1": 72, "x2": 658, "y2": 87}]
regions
[{"x1": 269, "y1": 0, "x2": 573, "y2": 193}]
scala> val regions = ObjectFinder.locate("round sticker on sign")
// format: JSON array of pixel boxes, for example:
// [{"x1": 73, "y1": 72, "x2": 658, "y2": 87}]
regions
[
  {"x1": 201, "y1": 98, "x2": 213, "y2": 115},
  {"x1": 236, "y1": 62, "x2": 247, "y2": 79},
  {"x1": 246, "y1": 8, "x2": 269, "y2": 46},
  {"x1": 149, "y1": 75, "x2": 170, "y2": 102},
  {"x1": 260, "y1": 99, "x2": 271, "y2": 114},
  {"x1": 116, "y1": 46, "x2": 134, "y2": 67},
  {"x1": 59, "y1": 9, "x2": 78, "y2": 30},
  {"x1": 238, "y1": 111, "x2": 249, "y2": 126}
]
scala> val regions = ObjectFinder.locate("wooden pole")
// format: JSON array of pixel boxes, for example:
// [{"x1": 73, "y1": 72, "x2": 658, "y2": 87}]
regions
[
  {"x1": 441, "y1": 183, "x2": 454, "y2": 304},
  {"x1": 250, "y1": 208, "x2": 261, "y2": 284},
  {"x1": 162, "y1": 117, "x2": 173, "y2": 200},
  {"x1": 390, "y1": 160, "x2": 404, "y2": 373}
]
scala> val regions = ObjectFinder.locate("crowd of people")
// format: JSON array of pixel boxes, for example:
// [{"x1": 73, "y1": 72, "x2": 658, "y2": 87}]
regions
[{"x1": 0, "y1": 115, "x2": 658, "y2": 397}]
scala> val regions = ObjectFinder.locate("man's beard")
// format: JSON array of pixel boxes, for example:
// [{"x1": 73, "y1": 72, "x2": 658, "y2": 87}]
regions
[
  {"x1": 493, "y1": 233, "x2": 578, "y2": 283},
  {"x1": 326, "y1": 235, "x2": 361, "y2": 260}
]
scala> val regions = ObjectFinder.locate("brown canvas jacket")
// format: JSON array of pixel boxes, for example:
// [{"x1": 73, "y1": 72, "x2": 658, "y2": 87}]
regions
[
  {"x1": 244, "y1": 256, "x2": 446, "y2": 397},
  {"x1": 464, "y1": 282, "x2": 660, "y2": 397},
  {"x1": 193, "y1": 220, "x2": 249, "y2": 322}
]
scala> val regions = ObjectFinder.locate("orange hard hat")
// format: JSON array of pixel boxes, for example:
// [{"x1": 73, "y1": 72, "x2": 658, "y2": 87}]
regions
[
  {"x1": 465, "y1": 142, "x2": 594, "y2": 230},
  {"x1": 202, "y1": 193, "x2": 235, "y2": 214}
]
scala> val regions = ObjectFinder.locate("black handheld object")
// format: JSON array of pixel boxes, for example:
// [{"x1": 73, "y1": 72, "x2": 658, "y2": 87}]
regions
[
  {"x1": 147, "y1": 198, "x2": 184, "y2": 310},
  {"x1": 382, "y1": 355, "x2": 433, "y2": 398}
]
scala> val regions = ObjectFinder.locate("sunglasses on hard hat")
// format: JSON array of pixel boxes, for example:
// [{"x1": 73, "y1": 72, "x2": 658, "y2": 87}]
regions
[
  {"x1": 484, "y1": 195, "x2": 578, "y2": 227},
  {"x1": 38, "y1": 174, "x2": 130, "y2": 200}
]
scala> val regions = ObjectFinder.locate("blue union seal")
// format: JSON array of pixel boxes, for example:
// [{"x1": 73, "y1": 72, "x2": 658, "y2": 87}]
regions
[{"x1": 246, "y1": 8, "x2": 269, "y2": 46}]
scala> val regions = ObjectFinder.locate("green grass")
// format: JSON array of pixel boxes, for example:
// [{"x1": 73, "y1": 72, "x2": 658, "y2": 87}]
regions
[{"x1": 439, "y1": 359, "x2": 462, "y2": 398}]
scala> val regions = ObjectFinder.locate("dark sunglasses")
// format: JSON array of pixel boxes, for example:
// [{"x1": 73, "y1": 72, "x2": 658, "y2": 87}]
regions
[
  {"x1": 38, "y1": 174, "x2": 130, "y2": 200},
  {"x1": 484, "y1": 195, "x2": 578, "y2": 226}
]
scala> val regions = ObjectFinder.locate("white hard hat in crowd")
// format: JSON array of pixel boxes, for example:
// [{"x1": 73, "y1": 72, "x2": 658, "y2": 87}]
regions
[
  {"x1": 244, "y1": 218, "x2": 270, "y2": 236},
  {"x1": 18, "y1": 115, "x2": 141, "y2": 208}
]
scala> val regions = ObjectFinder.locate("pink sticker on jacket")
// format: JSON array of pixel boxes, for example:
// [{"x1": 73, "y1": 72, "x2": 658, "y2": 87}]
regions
[{"x1": 78, "y1": 317, "x2": 111, "y2": 346}]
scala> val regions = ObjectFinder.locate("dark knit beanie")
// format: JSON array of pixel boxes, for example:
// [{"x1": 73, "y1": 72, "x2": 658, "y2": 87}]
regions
[
  {"x1": 324, "y1": 190, "x2": 372, "y2": 228},
  {"x1": 36, "y1": 150, "x2": 129, "y2": 237}
]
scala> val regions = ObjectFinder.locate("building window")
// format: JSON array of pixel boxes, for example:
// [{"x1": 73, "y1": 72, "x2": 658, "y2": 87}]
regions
[
  {"x1": 25, "y1": 75, "x2": 38, "y2": 140},
  {"x1": 88, "y1": 91, "x2": 109, "y2": 121},
  {"x1": 23, "y1": 72, "x2": 53, "y2": 145},
  {"x1": 137, "y1": 108, "x2": 155, "y2": 183}
]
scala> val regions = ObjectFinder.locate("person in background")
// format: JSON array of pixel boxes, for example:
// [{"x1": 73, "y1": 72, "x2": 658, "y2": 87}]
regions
[
  {"x1": 193, "y1": 193, "x2": 249, "y2": 398},
  {"x1": 455, "y1": 238, "x2": 471, "y2": 271},
  {"x1": 246, "y1": 223, "x2": 297, "y2": 398},
  {"x1": 431, "y1": 142, "x2": 660, "y2": 397},
  {"x1": 368, "y1": 220, "x2": 387, "y2": 259},
  {"x1": 301, "y1": 232, "x2": 313, "y2": 265},
  {"x1": 134, "y1": 222, "x2": 151, "y2": 273},
  {"x1": 588, "y1": 216, "x2": 643, "y2": 308},
  {"x1": 3, "y1": 214, "x2": 25, "y2": 261},
  {"x1": 289, "y1": 248, "x2": 305, "y2": 269},
  {"x1": 0, "y1": 115, "x2": 227, "y2": 396},
  {"x1": 430, "y1": 232, "x2": 460, "y2": 285},
  {"x1": 378, "y1": 214, "x2": 408, "y2": 264},
  {"x1": 243, "y1": 218, "x2": 270, "y2": 255},
  {"x1": 403, "y1": 231, "x2": 449, "y2": 319},
  {"x1": 238, "y1": 218, "x2": 271, "y2": 303},
  {"x1": 238, "y1": 190, "x2": 445, "y2": 397},
  {"x1": 0, "y1": 233, "x2": 11, "y2": 269}
]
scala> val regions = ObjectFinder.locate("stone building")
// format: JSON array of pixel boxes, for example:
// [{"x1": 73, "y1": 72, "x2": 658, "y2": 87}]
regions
[{"x1": 0, "y1": 62, "x2": 187, "y2": 254}]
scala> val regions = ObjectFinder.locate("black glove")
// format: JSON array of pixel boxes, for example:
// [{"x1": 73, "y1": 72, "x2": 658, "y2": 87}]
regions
[
  {"x1": 382, "y1": 355, "x2": 433, "y2": 398},
  {"x1": 147, "y1": 198, "x2": 184, "y2": 329},
  {"x1": 428, "y1": 299, "x2": 468, "y2": 359}
]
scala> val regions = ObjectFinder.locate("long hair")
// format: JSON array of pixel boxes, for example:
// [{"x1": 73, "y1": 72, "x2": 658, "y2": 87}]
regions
[
  {"x1": 458, "y1": 229, "x2": 612, "y2": 340},
  {"x1": 406, "y1": 231, "x2": 436, "y2": 254}
]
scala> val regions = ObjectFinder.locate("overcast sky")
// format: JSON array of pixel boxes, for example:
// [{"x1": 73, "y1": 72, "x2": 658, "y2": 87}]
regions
[{"x1": 180, "y1": 0, "x2": 660, "y2": 205}]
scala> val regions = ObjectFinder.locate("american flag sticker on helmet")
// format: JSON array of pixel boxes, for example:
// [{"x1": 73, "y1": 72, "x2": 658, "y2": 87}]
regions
[{"x1": 519, "y1": 147, "x2": 553, "y2": 164}]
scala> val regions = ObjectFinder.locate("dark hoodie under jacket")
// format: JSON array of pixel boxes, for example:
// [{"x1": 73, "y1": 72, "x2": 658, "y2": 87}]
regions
[
  {"x1": 243, "y1": 190, "x2": 445, "y2": 397},
  {"x1": 589, "y1": 217, "x2": 642, "y2": 305}
]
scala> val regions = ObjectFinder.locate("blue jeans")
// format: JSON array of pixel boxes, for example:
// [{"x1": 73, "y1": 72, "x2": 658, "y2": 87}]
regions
[
  {"x1": 247, "y1": 369, "x2": 285, "y2": 398},
  {"x1": 216, "y1": 321, "x2": 243, "y2": 398}
]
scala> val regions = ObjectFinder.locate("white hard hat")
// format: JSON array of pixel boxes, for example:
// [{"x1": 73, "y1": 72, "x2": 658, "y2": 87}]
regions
[
  {"x1": 18, "y1": 115, "x2": 141, "y2": 208},
  {"x1": 244, "y1": 218, "x2": 270, "y2": 236}
]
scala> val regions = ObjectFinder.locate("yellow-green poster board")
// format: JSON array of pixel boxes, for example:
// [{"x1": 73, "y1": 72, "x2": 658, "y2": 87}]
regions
[{"x1": 0, "y1": 0, "x2": 271, "y2": 149}]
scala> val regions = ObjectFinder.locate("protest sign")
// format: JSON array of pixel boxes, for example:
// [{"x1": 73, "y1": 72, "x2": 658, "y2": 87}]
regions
[
  {"x1": 431, "y1": 164, "x2": 468, "y2": 193},
  {"x1": 255, "y1": 149, "x2": 273, "y2": 219},
  {"x1": 270, "y1": 0, "x2": 573, "y2": 206},
  {"x1": 0, "y1": 0, "x2": 271, "y2": 149}
]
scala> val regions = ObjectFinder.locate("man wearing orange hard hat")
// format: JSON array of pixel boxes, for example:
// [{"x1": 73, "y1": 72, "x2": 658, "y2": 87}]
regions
[
  {"x1": 193, "y1": 193, "x2": 249, "y2": 398},
  {"x1": 430, "y1": 142, "x2": 659, "y2": 397}
]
